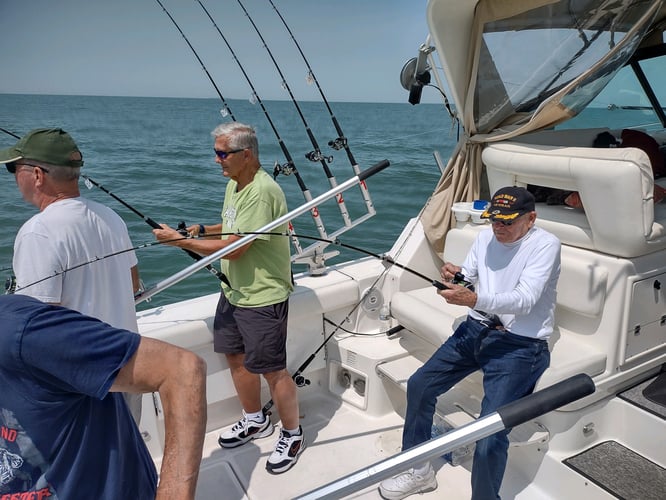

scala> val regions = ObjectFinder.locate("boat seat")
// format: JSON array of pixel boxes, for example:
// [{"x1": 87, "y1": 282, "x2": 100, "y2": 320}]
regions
[
  {"x1": 483, "y1": 132, "x2": 666, "y2": 258},
  {"x1": 387, "y1": 227, "x2": 608, "y2": 391},
  {"x1": 389, "y1": 286, "x2": 606, "y2": 391}
]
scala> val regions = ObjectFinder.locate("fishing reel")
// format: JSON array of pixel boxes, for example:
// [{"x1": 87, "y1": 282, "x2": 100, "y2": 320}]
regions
[
  {"x1": 305, "y1": 150, "x2": 333, "y2": 163},
  {"x1": 273, "y1": 160, "x2": 296, "y2": 179},
  {"x1": 328, "y1": 137, "x2": 347, "y2": 151},
  {"x1": 452, "y1": 272, "x2": 475, "y2": 291},
  {"x1": 176, "y1": 221, "x2": 190, "y2": 237},
  {"x1": 4, "y1": 275, "x2": 16, "y2": 295}
]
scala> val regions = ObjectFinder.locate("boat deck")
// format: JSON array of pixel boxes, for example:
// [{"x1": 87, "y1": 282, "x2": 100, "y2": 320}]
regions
[
  {"x1": 191, "y1": 390, "x2": 472, "y2": 499},
  {"x1": 176, "y1": 369, "x2": 666, "y2": 500}
]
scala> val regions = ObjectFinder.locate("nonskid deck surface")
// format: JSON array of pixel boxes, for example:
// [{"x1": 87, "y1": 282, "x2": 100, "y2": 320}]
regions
[
  {"x1": 618, "y1": 371, "x2": 666, "y2": 420},
  {"x1": 193, "y1": 391, "x2": 473, "y2": 499}
]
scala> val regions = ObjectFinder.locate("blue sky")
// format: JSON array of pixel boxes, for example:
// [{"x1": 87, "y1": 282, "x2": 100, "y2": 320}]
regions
[{"x1": 0, "y1": 0, "x2": 434, "y2": 103}]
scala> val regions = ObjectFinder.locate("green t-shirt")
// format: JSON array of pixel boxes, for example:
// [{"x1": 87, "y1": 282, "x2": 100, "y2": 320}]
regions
[{"x1": 220, "y1": 168, "x2": 293, "y2": 307}]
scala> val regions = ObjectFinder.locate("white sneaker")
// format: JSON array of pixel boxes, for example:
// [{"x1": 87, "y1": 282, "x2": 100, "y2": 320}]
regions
[
  {"x1": 218, "y1": 411, "x2": 274, "y2": 448},
  {"x1": 265, "y1": 426, "x2": 305, "y2": 474},
  {"x1": 378, "y1": 466, "x2": 438, "y2": 499}
]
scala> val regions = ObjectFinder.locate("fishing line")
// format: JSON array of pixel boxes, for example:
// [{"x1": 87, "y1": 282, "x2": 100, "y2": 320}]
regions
[
  {"x1": 10, "y1": 225, "x2": 445, "y2": 300},
  {"x1": 322, "y1": 317, "x2": 389, "y2": 337},
  {"x1": 80, "y1": 174, "x2": 232, "y2": 287},
  {"x1": 234, "y1": 231, "x2": 449, "y2": 290},
  {"x1": 153, "y1": 0, "x2": 235, "y2": 119},
  {"x1": 0, "y1": 125, "x2": 232, "y2": 285},
  {"x1": 194, "y1": 0, "x2": 328, "y2": 248},
  {"x1": 267, "y1": 0, "x2": 375, "y2": 215},
  {"x1": 236, "y1": 0, "x2": 354, "y2": 227},
  {"x1": 347, "y1": 127, "x2": 450, "y2": 149},
  {"x1": 10, "y1": 235, "x2": 195, "y2": 294},
  {"x1": 1, "y1": 125, "x2": 229, "y2": 288}
]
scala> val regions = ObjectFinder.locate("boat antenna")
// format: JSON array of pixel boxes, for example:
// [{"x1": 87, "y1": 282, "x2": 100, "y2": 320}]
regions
[
  {"x1": 80, "y1": 174, "x2": 231, "y2": 287},
  {"x1": 267, "y1": 0, "x2": 375, "y2": 216},
  {"x1": 236, "y1": 0, "x2": 353, "y2": 227},
  {"x1": 153, "y1": 0, "x2": 235, "y2": 120}
]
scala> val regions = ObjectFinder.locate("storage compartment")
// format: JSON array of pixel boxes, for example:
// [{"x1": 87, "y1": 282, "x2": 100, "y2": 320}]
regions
[{"x1": 623, "y1": 273, "x2": 666, "y2": 362}]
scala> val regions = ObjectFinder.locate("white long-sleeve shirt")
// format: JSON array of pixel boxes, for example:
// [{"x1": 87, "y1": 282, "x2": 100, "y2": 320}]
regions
[{"x1": 463, "y1": 226, "x2": 561, "y2": 340}]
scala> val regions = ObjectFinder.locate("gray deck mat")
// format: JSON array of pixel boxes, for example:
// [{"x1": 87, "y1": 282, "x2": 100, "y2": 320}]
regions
[
  {"x1": 618, "y1": 374, "x2": 666, "y2": 420},
  {"x1": 563, "y1": 441, "x2": 666, "y2": 499},
  {"x1": 643, "y1": 372, "x2": 666, "y2": 406}
]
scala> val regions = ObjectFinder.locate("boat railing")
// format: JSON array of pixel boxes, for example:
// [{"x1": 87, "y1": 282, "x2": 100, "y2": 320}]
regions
[{"x1": 295, "y1": 373, "x2": 595, "y2": 500}]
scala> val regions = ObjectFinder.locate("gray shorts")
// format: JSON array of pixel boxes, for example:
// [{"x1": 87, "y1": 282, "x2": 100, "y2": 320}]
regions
[{"x1": 213, "y1": 293, "x2": 289, "y2": 374}]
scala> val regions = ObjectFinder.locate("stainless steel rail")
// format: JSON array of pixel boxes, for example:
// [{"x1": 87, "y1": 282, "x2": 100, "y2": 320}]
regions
[
  {"x1": 135, "y1": 160, "x2": 390, "y2": 304},
  {"x1": 296, "y1": 373, "x2": 595, "y2": 499}
]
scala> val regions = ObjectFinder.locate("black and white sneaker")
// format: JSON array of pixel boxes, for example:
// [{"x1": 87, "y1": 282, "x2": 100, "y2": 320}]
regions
[
  {"x1": 218, "y1": 411, "x2": 274, "y2": 449},
  {"x1": 265, "y1": 426, "x2": 305, "y2": 474}
]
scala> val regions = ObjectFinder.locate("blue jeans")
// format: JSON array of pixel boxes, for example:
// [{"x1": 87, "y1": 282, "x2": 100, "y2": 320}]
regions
[{"x1": 402, "y1": 318, "x2": 550, "y2": 500}]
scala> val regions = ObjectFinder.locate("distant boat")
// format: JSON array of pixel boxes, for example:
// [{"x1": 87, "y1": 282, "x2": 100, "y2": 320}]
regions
[{"x1": 607, "y1": 103, "x2": 655, "y2": 110}]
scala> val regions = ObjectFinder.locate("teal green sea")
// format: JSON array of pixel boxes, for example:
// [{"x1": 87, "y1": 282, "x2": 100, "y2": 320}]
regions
[{"x1": 0, "y1": 94, "x2": 647, "y2": 309}]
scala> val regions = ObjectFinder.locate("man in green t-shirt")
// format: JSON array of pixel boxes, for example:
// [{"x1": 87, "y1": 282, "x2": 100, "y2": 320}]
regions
[{"x1": 153, "y1": 122, "x2": 302, "y2": 474}]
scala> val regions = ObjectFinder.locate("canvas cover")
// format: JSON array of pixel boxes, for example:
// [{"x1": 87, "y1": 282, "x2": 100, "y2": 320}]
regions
[{"x1": 421, "y1": 0, "x2": 662, "y2": 253}]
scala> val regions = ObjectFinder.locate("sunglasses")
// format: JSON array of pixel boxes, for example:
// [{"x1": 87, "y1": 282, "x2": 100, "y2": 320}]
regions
[
  {"x1": 491, "y1": 219, "x2": 515, "y2": 226},
  {"x1": 5, "y1": 162, "x2": 50, "y2": 174},
  {"x1": 214, "y1": 148, "x2": 245, "y2": 160}
]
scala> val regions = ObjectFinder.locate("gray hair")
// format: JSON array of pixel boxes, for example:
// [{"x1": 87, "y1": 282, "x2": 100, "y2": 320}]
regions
[
  {"x1": 211, "y1": 122, "x2": 259, "y2": 161},
  {"x1": 28, "y1": 160, "x2": 80, "y2": 182}
]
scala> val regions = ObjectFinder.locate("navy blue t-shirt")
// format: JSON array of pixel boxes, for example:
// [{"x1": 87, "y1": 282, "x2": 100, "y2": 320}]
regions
[{"x1": 0, "y1": 295, "x2": 157, "y2": 498}]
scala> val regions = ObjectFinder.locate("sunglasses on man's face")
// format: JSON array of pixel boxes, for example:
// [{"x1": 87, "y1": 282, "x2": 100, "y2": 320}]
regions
[
  {"x1": 5, "y1": 162, "x2": 49, "y2": 174},
  {"x1": 490, "y1": 215, "x2": 524, "y2": 226},
  {"x1": 491, "y1": 219, "x2": 514, "y2": 226},
  {"x1": 214, "y1": 148, "x2": 245, "y2": 160}
]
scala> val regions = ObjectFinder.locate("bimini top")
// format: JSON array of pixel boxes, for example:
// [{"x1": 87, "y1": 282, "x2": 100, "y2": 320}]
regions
[{"x1": 426, "y1": 0, "x2": 666, "y2": 136}]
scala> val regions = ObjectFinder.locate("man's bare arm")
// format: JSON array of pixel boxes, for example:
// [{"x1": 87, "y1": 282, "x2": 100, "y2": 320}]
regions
[{"x1": 111, "y1": 337, "x2": 207, "y2": 500}]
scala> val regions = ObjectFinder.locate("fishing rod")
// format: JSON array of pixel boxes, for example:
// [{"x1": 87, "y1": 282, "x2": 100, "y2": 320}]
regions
[
  {"x1": 267, "y1": 0, "x2": 375, "y2": 216},
  {"x1": 259, "y1": 271, "x2": 402, "y2": 419},
  {"x1": 136, "y1": 159, "x2": 390, "y2": 304},
  {"x1": 153, "y1": 0, "x2": 235, "y2": 119},
  {"x1": 81, "y1": 174, "x2": 231, "y2": 287},
  {"x1": 232, "y1": 231, "x2": 451, "y2": 290},
  {"x1": 236, "y1": 0, "x2": 353, "y2": 228},
  {"x1": 194, "y1": 0, "x2": 328, "y2": 248},
  {"x1": 0, "y1": 125, "x2": 228, "y2": 287},
  {"x1": 155, "y1": 0, "x2": 325, "y2": 264},
  {"x1": 0, "y1": 127, "x2": 19, "y2": 139},
  {"x1": 9, "y1": 225, "x2": 451, "y2": 299}
]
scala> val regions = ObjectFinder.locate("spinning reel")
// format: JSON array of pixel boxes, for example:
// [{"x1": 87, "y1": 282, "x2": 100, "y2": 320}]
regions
[
  {"x1": 328, "y1": 137, "x2": 347, "y2": 151},
  {"x1": 273, "y1": 160, "x2": 297, "y2": 179},
  {"x1": 305, "y1": 150, "x2": 333, "y2": 163}
]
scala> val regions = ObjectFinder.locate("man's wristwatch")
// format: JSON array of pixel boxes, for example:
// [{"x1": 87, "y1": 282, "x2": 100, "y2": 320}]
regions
[{"x1": 198, "y1": 224, "x2": 205, "y2": 236}]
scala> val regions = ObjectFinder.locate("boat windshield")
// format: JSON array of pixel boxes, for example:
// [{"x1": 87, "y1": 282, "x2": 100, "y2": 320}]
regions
[{"x1": 474, "y1": 0, "x2": 659, "y2": 133}]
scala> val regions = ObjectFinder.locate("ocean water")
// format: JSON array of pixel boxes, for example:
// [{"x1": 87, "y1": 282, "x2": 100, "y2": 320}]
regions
[
  {"x1": 0, "y1": 93, "x2": 455, "y2": 309},
  {"x1": 0, "y1": 94, "x2": 657, "y2": 310}
]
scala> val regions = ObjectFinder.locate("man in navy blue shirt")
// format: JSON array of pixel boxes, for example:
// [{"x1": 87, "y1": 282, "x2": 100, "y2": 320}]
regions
[{"x1": 0, "y1": 294, "x2": 207, "y2": 499}]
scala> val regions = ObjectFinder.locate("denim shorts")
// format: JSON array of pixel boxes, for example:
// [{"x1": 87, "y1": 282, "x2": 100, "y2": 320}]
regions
[{"x1": 213, "y1": 293, "x2": 289, "y2": 374}]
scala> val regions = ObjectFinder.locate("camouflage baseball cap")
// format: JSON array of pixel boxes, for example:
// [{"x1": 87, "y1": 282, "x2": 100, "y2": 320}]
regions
[{"x1": 0, "y1": 128, "x2": 83, "y2": 168}]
